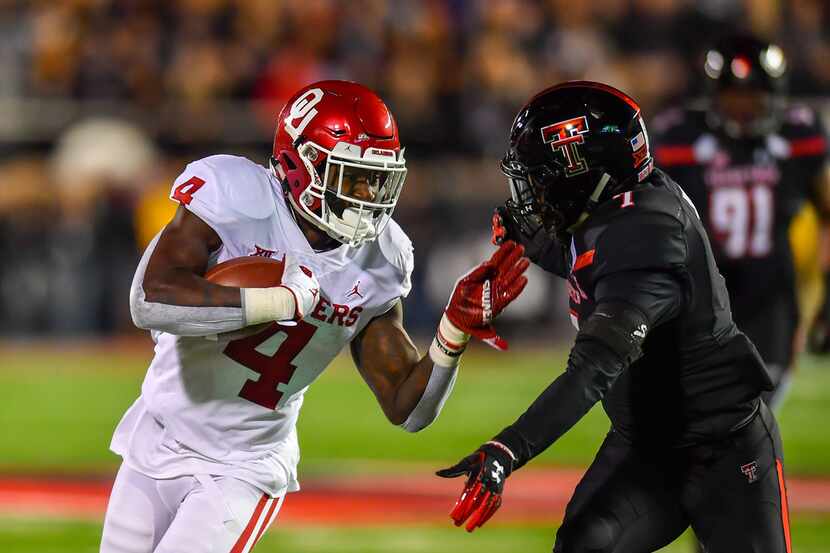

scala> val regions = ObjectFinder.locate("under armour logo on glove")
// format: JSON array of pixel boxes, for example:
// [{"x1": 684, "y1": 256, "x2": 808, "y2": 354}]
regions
[
  {"x1": 437, "y1": 442, "x2": 516, "y2": 532},
  {"x1": 490, "y1": 460, "x2": 504, "y2": 484},
  {"x1": 445, "y1": 241, "x2": 529, "y2": 351}
]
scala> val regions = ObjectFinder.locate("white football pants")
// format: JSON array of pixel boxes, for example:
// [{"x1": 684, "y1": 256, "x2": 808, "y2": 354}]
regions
[{"x1": 100, "y1": 463, "x2": 284, "y2": 553}]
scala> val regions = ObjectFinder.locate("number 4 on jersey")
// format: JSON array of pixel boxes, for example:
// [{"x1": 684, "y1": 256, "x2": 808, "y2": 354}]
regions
[
  {"x1": 224, "y1": 321, "x2": 318, "y2": 410},
  {"x1": 173, "y1": 176, "x2": 206, "y2": 206}
]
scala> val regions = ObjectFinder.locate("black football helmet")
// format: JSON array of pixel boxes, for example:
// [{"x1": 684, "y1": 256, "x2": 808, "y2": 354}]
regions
[
  {"x1": 703, "y1": 34, "x2": 787, "y2": 138},
  {"x1": 500, "y1": 81, "x2": 653, "y2": 242}
]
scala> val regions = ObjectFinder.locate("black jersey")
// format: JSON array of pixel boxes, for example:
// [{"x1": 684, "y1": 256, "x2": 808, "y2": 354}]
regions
[
  {"x1": 651, "y1": 105, "x2": 828, "y2": 325},
  {"x1": 568, "y1": 169, "x2": 771, "y2": 445},
  {"x1": 495, "y1": 169, "x2": 773, "y2": 465}
]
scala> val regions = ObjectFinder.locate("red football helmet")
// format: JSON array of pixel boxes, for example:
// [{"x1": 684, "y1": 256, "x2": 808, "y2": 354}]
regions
[{"x1": 272, "y1": 80, "x2": 407, "y2": 247}]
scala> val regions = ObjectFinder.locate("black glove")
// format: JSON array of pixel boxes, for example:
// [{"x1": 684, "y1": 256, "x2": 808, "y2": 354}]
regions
[
  {"x1": 436, "y1": 441, "x2": 515, "y2": 532},
  {"x1": 491, "y1": 205, "x2": 570, "y2": 278}
]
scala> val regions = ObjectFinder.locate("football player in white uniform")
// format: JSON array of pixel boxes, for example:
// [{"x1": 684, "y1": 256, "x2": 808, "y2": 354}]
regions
[{"x1": 100, "y1": 80, "x2": 529, "y2": 553}]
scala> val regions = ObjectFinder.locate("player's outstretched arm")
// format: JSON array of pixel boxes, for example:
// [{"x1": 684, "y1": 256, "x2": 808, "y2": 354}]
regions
[
  {"x1": 131, "y1": 206, "x2": 319, "y2": 336},
  {"x1": 437, "y1": 269, "x2": 684, "y2": 531},
  {"x1": 351, "y1": 301, "x2": 436, "y2": 428},
  {"x1": 351, "y1": 241, "x2": 529, "y2": 432}
]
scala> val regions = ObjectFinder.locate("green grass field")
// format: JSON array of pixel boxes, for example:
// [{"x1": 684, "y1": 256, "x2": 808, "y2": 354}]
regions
[
  {"x1": 1, "y1": 346, "x2": 828, "y2": 475},
  {"x1": 0, "y1": 344, "x2": 828, "y2": 552}
]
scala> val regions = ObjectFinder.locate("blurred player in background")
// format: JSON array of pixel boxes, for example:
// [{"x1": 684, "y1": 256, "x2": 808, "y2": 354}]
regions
[
  {"x1": 651, "y1": 33, "x2": 830, "y2": 409},
  {"x1": 439, "y1": 81, "x2": 790, "y2": 552},
  {"x1": 100, "y1": 80, "x2": 528, "y2": 553}
]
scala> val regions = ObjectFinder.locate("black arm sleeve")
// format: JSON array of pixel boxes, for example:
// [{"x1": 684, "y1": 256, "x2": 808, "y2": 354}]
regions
[{"x1": 493, "y1": 270, "x2": 685, "y2": 468}]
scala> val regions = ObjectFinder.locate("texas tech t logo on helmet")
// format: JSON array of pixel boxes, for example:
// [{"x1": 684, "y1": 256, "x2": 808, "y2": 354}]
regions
[{"x1": 540, "y1": 116, "x2": 590, "y2": 177}]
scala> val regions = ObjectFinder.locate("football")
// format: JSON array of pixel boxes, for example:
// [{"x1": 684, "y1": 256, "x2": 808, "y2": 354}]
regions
[
  {"x1": 204, "y1": 256, "x2": 285, "y2": 288},
  {"x1": 204, "y1": 256, "x2": 286, "y2": 339}
]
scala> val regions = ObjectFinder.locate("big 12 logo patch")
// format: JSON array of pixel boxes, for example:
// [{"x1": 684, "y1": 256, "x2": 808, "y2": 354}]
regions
[{"x1": 540, "y1": 116, "x2": 590, "y2": 177}]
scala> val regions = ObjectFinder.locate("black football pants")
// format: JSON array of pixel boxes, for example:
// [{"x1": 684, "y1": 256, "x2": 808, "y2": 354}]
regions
[{"x1": 553, "y1": 403, "x2": 791, "y2": 553}]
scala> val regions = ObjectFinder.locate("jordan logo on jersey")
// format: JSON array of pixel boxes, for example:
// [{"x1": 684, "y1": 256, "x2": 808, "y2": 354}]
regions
[
  {"x1": 250, "y1": 245, "x2": 276, "y2": 258},
  {"x1": 346, "y1": 281, "x2": 364, "y2": 300}
]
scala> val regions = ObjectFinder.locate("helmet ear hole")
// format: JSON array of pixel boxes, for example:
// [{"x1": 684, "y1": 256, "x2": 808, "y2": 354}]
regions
[{"x1": 282, "y1": 153, "x2": 297, "y2": 171}]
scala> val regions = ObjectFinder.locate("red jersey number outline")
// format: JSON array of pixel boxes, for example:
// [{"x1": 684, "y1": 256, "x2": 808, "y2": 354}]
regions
[{"x1": 224, "y1": 321, "x2": 318, "y2": 410}]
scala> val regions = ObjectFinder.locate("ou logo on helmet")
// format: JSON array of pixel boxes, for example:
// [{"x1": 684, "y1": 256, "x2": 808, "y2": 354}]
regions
[
  {"x1": 540, "y1": 116, "x2": 590, "y2": 177},
  {"x1": 284, "y1": 88, "x2": 324, "y2": 140}
]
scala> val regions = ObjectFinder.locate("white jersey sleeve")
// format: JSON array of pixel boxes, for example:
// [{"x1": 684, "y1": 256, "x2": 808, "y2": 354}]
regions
[{"x1": 169, "y1": 155, "x2": 277, "y2": 245}]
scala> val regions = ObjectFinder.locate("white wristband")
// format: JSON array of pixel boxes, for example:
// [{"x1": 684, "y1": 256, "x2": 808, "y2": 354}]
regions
[
  {"x1": 428, "y1": 313, "x2": 471, "y2": 367},
  {"x1": 242, "y1": 287, "x2": 297, "y2": 325}
]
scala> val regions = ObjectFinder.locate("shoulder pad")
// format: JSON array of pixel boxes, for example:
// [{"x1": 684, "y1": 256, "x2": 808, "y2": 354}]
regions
[
  {"x1": 782, "y1": 104, "x2": 822, "y2": 131},
  {"x1": 650, "y1": 107, "x2": 706, "y2": 140},
  {"x1": 170, "y1": 155, "x2": 276, "y2": 225},
  {"x1": 589, "y1": 186, "x2": 687, "y2": 278},
  {"x1": 378, "y1": 218, "x2": 414, "y2": 297},
  {"x1": 777, "y1": 105, "x2": 827, "y2": 160},
  {"x1": 651, "y1": 107, "x2": 687, "y2": 136},
  {"x1": 651, "y1": 108, "x2": 709, "y2": 167}
]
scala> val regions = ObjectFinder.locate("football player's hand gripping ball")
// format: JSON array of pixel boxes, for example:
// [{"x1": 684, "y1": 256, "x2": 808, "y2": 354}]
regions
[
  {"x1": 279, "y1": 257, "x2": 320, "y2": 320},
  {"x1": 241, "y1": 255, "x2": 320, "y2": 327},
  {"x1": 436, "y1": 442, "x2": 515, "y2": 532},
  {"x1": 444, "y1": 240, "x2": 529, "y2": 350}
]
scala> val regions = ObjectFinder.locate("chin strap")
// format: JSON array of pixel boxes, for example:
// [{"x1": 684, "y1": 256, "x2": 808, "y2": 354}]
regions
[{"x1": 568, "y1": 172, "x2": 612, "y2": 232}]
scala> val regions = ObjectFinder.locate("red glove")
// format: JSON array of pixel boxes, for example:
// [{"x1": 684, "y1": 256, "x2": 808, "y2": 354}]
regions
[
  {"x1": 444, "y1": 241, "x2": 529, "y2": 351},
  {"x1": 436, "y1": 441, "x2": 516, "y2": 532}
]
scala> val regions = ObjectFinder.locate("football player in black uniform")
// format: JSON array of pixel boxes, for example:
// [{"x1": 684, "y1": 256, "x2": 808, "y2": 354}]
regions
[
  {"x1": 651, "y1": 34, "x2": 830, "y2": 409},
  {"x1": 437, "y1": 82, "x2": 792, "y2": 553}
]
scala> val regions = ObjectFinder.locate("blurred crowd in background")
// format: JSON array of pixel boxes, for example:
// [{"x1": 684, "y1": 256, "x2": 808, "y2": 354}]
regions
[{"x1": 0, "y1": 0, "x2": 828, "y2": 337}]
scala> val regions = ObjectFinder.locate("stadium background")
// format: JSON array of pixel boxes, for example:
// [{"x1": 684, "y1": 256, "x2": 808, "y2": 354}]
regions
[{"x1": 0, "y1": 1, "x2": 828, "y2": 551}]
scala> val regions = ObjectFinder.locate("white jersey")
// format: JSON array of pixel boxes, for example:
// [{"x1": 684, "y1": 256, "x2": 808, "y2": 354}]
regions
[{"x1": 111, "y1": 154, "x2": 413, "y2": 496}]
